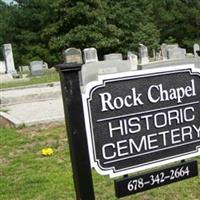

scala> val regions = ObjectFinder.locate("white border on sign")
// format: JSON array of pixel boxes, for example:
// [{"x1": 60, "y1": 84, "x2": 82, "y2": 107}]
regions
[{"x1": 82, "y1": 64, "x2": 200, "y2": 178}]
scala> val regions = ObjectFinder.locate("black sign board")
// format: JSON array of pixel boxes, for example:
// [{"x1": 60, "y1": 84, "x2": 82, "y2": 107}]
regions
[
  {"x1": 82, "y1": 65, "x2": 200, "y2": 177},
  {"x1": 114, "y1": 160, "x2": 198, "y2": 198}
]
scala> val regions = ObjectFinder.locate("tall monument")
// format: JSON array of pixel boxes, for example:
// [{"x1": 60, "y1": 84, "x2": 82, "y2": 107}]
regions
[{"x1": 3, "y1": 43, "x2": 17, "y2": 75}]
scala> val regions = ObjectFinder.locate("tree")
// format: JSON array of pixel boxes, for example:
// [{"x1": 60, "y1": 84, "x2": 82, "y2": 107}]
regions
[
  {"x1": 151, "y1": 0, "x2": 200, "y2": 49},
  {"x1": 1, "y1": 0, "x2": 199, "y2": 67},
  {"x1": 107, "y1": 0, "x2": 160, "y2": 55},
  {"x1": 0, "y1": 0, "x2": 16, "y2": 60},
  {"x1": 10, "y1": 0, "x2": 58, "y2": 66},
  {"x1": 43, "y1": 0, "x2": 123, "y2": 59}
]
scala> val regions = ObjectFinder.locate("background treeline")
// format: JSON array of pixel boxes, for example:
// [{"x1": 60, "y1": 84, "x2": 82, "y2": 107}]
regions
[{"x1": 0, "y1": 0, "x2": 200, "y2": 67}]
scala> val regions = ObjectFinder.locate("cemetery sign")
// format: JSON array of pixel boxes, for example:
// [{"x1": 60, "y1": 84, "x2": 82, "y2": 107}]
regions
[{"x1": 82, "y1": 65, "x2": 200, "y2": 178}]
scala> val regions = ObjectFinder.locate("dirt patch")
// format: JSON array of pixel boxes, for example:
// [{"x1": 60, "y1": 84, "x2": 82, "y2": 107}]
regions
[
  {"x1": 0, "y1": 157, "x2": 9, "y2": 165},
  {"x1": 17, "y1": 123, "x2": 65, "y2": 137}
]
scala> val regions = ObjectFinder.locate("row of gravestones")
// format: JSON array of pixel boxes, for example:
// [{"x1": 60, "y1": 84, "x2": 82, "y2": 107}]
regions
[
  {"x1": 162, "y1": 43, "x2": 200, "y2": 60},
  {"x1": 63, "y1": 44, "x2": 200, "y2": 86},
  {"x1": 0, "y1": 43, "x2": 48, "y2": 77},
  {"x1": 19, "y1": 61, "x2": 48, "y2": 76},
  {"x1": 64, "y1": 43, "x2": 200, "y2": 65},
  {"x1": 64, "y1": 46, "x2": 141, "y2": 64},
  {"x1": 1, "y1": 43, "x2": 199, "y2": 78}
]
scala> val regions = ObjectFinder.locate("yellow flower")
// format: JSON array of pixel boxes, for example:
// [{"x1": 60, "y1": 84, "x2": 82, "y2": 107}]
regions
[{"x1": 42, "y1": 148, "x2": 54, "y2": 156}]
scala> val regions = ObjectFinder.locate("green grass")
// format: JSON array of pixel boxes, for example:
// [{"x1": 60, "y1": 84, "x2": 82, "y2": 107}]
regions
[
  {"x1": 0, "y1": 125, "x2": 200, "y2": 200},
  {"x1": 0, "y1": 69, "x2": 59, "y2": 89}
]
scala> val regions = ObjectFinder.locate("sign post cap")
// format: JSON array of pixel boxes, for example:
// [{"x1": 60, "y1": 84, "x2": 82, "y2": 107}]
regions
[{"x1": 54, "y1": 63, "x2": 82, "y2": 72}]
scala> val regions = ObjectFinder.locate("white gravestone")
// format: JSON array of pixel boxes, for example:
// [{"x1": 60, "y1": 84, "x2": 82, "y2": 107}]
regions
[
  {"x1": 0, "y1": 61, "x2": 6, "y2": 74},
  {"x1": 43, "y1": 62, "x2": 48, "y2": 70},
  {"x1": 193, "y1": 43, "x2": 200, "y2": 57},
  {"x1": 3, "y1": 43, "x2": 17, "y2": 75},
  {"x1": 83, "y1": 48, "x2": 98, "y2": 63},
  {"x1": 161, "y1": 43, "x2": 179, "y2": 60},
  {"x1": 81, "y1": 60, "x2": 135, "y2": 87},
  {"x1": 104, "y1": 53, "x2": 123, "y2": 61},
  {"x1": 30, "y1": 61, "x2": 44, "y2": 76},
  {"x1": 161, "y1": 44, "x2": 167, "y2": 60},
  {"x1": 127, "y1": 51, "x2": 138, "y2": 70},
  {"x1": 63, "y1": 48, "x2": 83, "y2": 64},
  {"x1": 167, "y1": 47, "x2": 186, "y2": 59},
  {"x1": 19, "y1": 65, "x2": 30, "y2": 74},
  {"x1": 139, "y1": 44, "x2": 149, "y2": 64},
  {"x1": 156, "y1": 51, "x2": 162, "y2": 61}
]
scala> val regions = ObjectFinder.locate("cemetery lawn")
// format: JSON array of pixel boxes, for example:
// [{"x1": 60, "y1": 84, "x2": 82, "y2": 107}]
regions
[
  {"x1": 0, "y1": 69, "x2": 59, "y2": 89},
  {"x1": 0, "y1": 124, "x2": 200, "y2": 200}
]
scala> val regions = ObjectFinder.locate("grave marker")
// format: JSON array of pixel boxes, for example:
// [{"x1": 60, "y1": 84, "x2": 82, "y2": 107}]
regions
[
  {"x1": 19, "y1": 65, "x2": 30, "y2": 74},
  {"x1": 0, "y1": 61, "x2": 6, "y2": 74},
  {"x1": 193, "y1": 43, "x2": 200, "y2": 57},
  {"x1": 127, "y1": 51, "x2": 138, "y2": 70},
  {"x1": 3, "y1": 43, "x2": 17, "y2": 75},
  {"x1": 63, "y1": 48, "x2": 83, "y2": 64},
  {"x1": 138, "y1": 44, "x2": 149, "y2": 64},
  {"x1": 167, "y1": 47, "x2": 186, "y2": 59},
  {"x1": 81, "y1": 60, "x2": 136, "y2": 86},
  {"x1": 30, "y1": 61, "x2": 44, "y2": 76},
  {"x1": 161, "y1": 43, "x2": 179, "y2": 60},
  {"x1": 83, "y1": 48, "x2": 98, "y2": 63},
  {"x1": 104, "y1": 53, "x2": 123, "y2": 61}
]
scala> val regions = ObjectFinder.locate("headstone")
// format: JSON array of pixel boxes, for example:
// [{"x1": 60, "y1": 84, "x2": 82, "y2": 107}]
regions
[
  {"x1": 161, "y1": 44, "x2": 168, "y2": 60},
  {"x1": 19, "y1": 65, "x2": 30, "y2": 74},
  {"x1": 0, "y1": 61, "x2": 6, "y2": 74},
  {"x1": 104, "y1": 53, "x2": 122, "y2": 61},
  {"x1": 81, "y1": 60, "x2": 134, "y2": 86},
  {"x1": 138, "y1": 44, "x2": 149, "y2": 64},
  {"x1": 156, "y1": 51, "x2": 162, "y2": 61},
  {"x1": 3, "y1": 43, "x2": 17, "y2": 75},
  {"x1": 127, "y1": 51, "x2": 138, "y2": 70},
  {"x1": 152, "y1": 49, "x2": 156, "y2": 60},
  {"x1": 167, "y1": 47, "x2": 186, "y2": 59},
  {"x1": 193, "y1": 43, "x2": 200, "y2": 57},
  {"x1": 30, "y1": 61, "x2": 44, "y2": 76},
  {"x1": 43, "y1": 62, "x2": 48, "y2": 69},
  {"x1": 161, "y1": 43, "x2": 179, "y2": 60},
  {"x1": 83, "y1": 48, "x2": 98, "y2": 63},
  {"x1": 63, "y1": 48, "x2": 83, "y2": 64}
]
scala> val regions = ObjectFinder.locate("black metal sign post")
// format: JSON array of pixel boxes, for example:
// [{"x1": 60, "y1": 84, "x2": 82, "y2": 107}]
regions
[{"x1": 55, "y1": 63, "x2": 95, "y2": 200}]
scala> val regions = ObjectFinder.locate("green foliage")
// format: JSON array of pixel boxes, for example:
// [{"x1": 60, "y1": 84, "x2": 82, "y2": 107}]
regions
[
  {"x1": 151, "y1": 0, "x2": 200, "y2": 49},
  {"x1": 0, "y1": 0, "x2": 15, "y2": 59},
  {"x1": 0, "y1": 0, "x2": 199, "y2": 67},
  {"x1": 107, "y1": 0, "x2": 160, "y2": 54}
]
